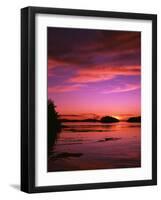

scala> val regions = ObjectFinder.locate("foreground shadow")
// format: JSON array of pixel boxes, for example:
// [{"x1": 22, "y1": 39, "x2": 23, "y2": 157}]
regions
[{"x1": 10, "y1": 184, "x2": 20, "y2": 191}]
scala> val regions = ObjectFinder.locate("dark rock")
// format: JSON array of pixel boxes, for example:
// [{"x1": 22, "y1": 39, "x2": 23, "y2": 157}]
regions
[
  {"x1": 97, "y1": 137, "x2": 121, "y2": 142},
  {"x1": 54, "y1": 152, "x2": 83, "y2": 159}
]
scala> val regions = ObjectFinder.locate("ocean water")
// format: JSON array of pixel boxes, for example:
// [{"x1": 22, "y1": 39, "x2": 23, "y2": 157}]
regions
[{"x1": 48, "y1": 122, "x2": 141, "y2": 172}]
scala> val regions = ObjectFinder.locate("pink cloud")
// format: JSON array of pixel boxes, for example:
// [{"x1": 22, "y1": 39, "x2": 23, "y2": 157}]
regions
[
  {"x1": 48, "y1": 58, "x2": 62, "y2": 69},
  {"x1": 48, "y1": 57, "x2": 71, "y2": 77},
  {"x1": 48, "y1": 84, "x2": 85, "y2": 93},
  {"x1": 102, "y1": 83, "x2": 140, "y2": 94},
  {"x1": 70, "y1": 74, "x2": 115, "y2": 83},
  {"x1": 48, "y1": 57, "x2": 71, "y2": 70},
  {"x1": 69, "y1": 65, "x2": 140, "y2": 83}
]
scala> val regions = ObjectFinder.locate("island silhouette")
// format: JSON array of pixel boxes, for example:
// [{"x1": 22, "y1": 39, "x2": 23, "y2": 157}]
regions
[
  {"x1": 127, "y1": 116, "x2": 141, "y2": 122},
  {"x1": 100, "y1": 116, "x2": 119, "y2": 123}
]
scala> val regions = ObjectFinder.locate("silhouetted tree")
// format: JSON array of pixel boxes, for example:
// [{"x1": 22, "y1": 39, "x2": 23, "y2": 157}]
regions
[{"x1": 48, "y1": 99, "x2": 62, "y2": 155}]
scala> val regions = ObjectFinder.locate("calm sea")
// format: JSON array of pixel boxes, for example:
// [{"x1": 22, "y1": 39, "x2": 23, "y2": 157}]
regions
[{"x1": 48, "y1": 122, "x2": 141, "y2": 172}]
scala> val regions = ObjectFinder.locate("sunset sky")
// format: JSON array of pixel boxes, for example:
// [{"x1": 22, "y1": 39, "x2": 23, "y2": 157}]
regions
[{"x1": 48, "y1": 27, "x2": 141, "y2": 120}]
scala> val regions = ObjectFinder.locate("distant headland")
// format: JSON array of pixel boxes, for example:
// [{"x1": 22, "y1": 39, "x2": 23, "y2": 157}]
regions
[
  {"x1": 60, "y1": 115, "x2": 141, "y2": 123},
  {"x1": 60, "y1": 118, "x2": 99, "y2": 122}
]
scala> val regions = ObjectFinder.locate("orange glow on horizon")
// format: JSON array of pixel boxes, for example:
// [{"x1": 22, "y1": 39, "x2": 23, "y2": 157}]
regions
[{"x1": 59, "y1": 112, "x2": 141, "y2": 121}]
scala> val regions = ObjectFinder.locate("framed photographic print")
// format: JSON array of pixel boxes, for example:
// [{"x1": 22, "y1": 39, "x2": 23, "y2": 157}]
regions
[{"x1": 21, "y1": 6, "x2": 157, "y2": 193}]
